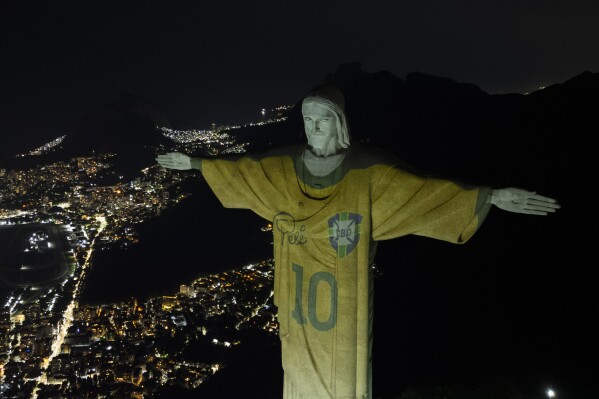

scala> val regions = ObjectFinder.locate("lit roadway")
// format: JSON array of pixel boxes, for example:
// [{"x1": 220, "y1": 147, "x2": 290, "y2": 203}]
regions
[
  {"x1": 32, "y1": 215, "x2": 108, "y2": 397},
  {"x1": 234, "y1": 290, "x2": 274, "y2": 330}
]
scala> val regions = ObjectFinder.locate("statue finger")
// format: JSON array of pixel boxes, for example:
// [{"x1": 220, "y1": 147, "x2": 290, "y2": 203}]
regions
[
  {"x1": 527, "y1": 199, "x2": 560, "y2": 209},
  {"x1": 524, "y1": 204, "x2": 558, "y2": 213},
  {"x1": 528, "y1": 193, "x2": 558, "y2": 203},
  {"x1": 520, "y1": 208, "x2": 550, "y2": 215}
]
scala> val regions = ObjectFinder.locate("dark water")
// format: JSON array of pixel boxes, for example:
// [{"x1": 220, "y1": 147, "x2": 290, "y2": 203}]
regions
[
  {"x1": 78, "y1": 178, "x2": 272, "y2": 305},
  {"x1": 0, "y1": 223, "x2": 71, "y2": 288},
  {"x1": 0, "y1": 223, "x2": 74, "y2": 312}
]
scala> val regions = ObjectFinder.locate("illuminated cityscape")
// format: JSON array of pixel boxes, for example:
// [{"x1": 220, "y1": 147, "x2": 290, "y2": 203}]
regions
[
  {"x1": 2, "y1": 1, "x2": 595, "y2": 396},
  {"x1": 0, "y1": 108, "x2": 289, "y2": 398}
]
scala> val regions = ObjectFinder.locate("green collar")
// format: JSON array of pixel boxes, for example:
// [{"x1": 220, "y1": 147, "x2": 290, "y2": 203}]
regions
[{"x1": 294, "y1": 146, "x2": 351, "y2": 189}]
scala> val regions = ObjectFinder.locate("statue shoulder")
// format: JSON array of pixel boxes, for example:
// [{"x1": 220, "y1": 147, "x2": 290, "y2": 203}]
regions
[
  {"x1": 348, "y1": 143, "x2": 414, "y2": 171},
  {"x1": 257, "y1": 144, "x2": 300, "y2": 160},
  {"x1": 212, "y1": 145, "x2": 298, "y2": 163}
]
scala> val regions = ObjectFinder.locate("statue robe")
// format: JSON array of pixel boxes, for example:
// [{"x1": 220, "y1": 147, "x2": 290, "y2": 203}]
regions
[{"x1": 200, "y1": 144, "x2": 491, "y2": 399}]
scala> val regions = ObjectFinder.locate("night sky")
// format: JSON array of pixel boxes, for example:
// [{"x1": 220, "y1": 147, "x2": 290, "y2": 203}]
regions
[{"x1": 2, "y1": 1, "x2": 599, "y2": 156}]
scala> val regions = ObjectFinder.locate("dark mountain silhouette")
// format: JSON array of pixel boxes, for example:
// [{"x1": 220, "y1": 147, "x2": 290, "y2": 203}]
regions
[
  {"x1": 63, "y1": 93, "x2": 171, "y2": 151},
  {"x1": 233, "y1": 62, "x2": 597, "y2": 192},
  {"x1": 1, "y1": 94, "x2": 172, "y2": 180},
  {"x1": 60, "y1": 93, "x2": 172, "y2": 178}
]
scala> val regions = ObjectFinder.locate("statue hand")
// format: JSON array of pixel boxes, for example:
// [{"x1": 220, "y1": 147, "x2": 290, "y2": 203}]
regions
[
  {"x1": 156, "y1": 152, "x2": 192, "y2": 170},
  {"x1": 490, "y1": 187, "x2": 560, "y2": 215}
]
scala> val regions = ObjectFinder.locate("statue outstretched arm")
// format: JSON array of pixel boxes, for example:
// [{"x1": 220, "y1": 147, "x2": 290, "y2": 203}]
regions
[
  {"x1": 487, "y1": 187, "x2": 560, "y2": 215},
  {"x1": 156, "y1": 152, "x2": 202, "y2": 171},
  {"x1": 156, "y1": 151, "x2": 274, "y2": 219}
]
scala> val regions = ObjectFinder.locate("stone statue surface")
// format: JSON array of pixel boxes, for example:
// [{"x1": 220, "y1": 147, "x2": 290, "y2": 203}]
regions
[{"x1": 156, "y1": 85, "x2": 559, "y2": 399}]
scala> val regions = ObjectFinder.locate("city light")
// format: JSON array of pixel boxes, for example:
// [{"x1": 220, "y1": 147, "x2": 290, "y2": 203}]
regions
[
  {"x1": 0, "y1": 107, "x2": 284, "y2": 397},
  {"x1": 16, "y1": 135, "x2": 66, "y2": 157}
]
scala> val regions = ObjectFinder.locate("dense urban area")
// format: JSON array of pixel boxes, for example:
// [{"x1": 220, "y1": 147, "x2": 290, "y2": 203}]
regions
[{"x1": 0, "y1": 107, "x2": 289, "y2": 398}]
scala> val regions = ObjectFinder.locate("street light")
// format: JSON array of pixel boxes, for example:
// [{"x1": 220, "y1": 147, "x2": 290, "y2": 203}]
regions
[{"x1": 546, "y1": 388, "x2": 556, "y2": 398}]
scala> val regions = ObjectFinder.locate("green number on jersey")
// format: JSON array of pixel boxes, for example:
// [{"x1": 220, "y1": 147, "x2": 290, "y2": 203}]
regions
[{"x1": 291, "y1": 263, "x2": 338, "y2": 331}]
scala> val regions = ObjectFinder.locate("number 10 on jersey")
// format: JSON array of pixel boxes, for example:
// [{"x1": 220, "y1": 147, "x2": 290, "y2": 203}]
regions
[{"x1": 291, "y1": 263, "x2": 338, "y2": 331}]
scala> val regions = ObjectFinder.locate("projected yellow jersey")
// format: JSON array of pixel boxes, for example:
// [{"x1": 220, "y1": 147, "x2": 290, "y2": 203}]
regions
[{"x1": 201, "y1": 144, "x2": 490, "y2": 399}]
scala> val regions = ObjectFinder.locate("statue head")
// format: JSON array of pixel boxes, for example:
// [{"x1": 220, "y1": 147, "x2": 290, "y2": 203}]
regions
[{"x1": 301, "y1": 85, "x2": 350, "y2": 157}]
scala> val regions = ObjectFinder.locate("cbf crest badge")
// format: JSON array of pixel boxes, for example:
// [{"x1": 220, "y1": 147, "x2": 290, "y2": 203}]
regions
[{"x1": 328, "y1": 212, "x2": 363, "y2": 258}]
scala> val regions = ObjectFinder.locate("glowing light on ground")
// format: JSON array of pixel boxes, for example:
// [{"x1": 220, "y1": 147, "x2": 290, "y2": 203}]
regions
[
  {"x1": 235, "y1": 290, "x2": 274, "y2": 330},
  {"x1": 33, "y1": 215, "x2": 108, "y2": 396}
]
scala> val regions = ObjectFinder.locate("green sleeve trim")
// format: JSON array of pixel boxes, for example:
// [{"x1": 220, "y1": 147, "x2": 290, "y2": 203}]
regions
[
  {"x1": 475, "y1": 187, "x2": 493, "y2": 226},
  {"x1": 190, "y1": 157, "x2": 202, "y2": 172}
]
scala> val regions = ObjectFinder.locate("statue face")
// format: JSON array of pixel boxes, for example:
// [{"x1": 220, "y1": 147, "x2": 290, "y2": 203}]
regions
[{"x1": 302, "y1": 102, "x2": 341, "y2": 157}]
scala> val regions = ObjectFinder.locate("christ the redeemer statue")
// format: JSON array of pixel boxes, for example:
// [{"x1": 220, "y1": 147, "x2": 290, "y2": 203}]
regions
[{"x1": 156, "y1": 85, "x2": 559, "y2": 399}]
